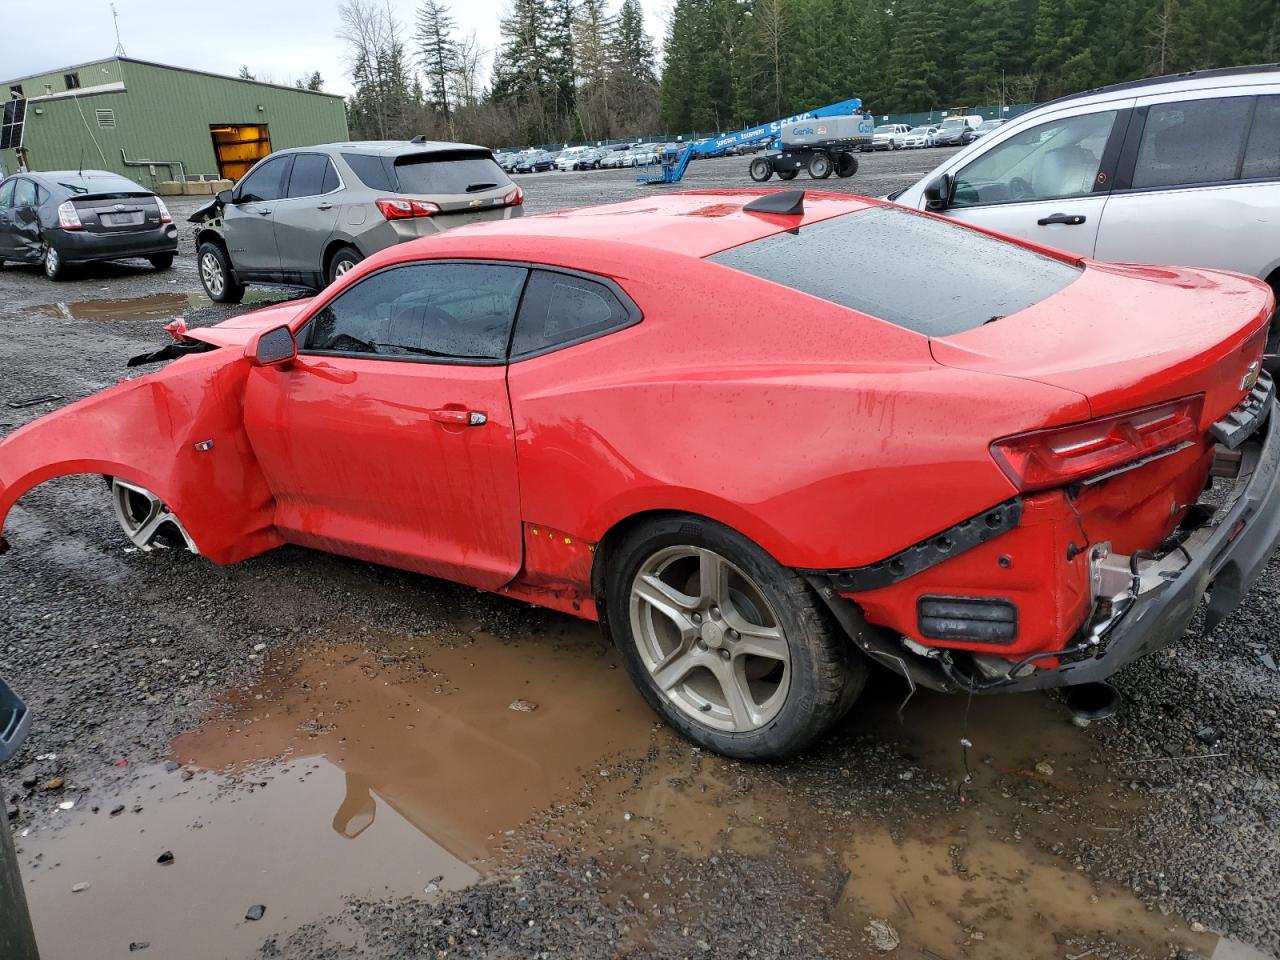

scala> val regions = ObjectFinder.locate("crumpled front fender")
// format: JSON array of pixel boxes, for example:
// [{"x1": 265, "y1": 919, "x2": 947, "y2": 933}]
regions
[{"x1": 0, "y1": 348, "x2": 282, "y2": 563}]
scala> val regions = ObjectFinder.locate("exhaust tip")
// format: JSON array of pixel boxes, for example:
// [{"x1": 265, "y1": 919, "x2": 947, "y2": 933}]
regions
[{"x1": 1064, "y1": 682, "x2": 1120, "y2": 724}]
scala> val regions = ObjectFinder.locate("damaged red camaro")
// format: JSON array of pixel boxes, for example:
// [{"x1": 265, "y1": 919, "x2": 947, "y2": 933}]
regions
[{"x1": 2, "y1": 189, "x2": 1278, "y2": 759}]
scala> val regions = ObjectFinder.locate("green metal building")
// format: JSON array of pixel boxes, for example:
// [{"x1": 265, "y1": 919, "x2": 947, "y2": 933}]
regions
[{"x1": 1, "y1": 57, "x2": 348, "y2": 186}]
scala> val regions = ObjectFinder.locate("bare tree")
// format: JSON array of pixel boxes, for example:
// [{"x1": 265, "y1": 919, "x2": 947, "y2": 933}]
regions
[
  {"x1": 452, "y1": 31, "x2": 485, "y2": 110},
  {"x1": 1146, "y1": 0, "x2": 1177, "y2": 75},
  {"x1": 753, "y1": 0, "x2": 785, "y2": 119},
  {"x1": 339, "y1": 0, "x2": 412, "y2": 139}
]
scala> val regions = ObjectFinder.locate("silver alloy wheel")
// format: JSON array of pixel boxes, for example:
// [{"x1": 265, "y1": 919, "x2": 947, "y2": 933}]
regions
[
  {"x1": 43, "y1": 246, "x2": 60, "y2": 278},
  {"x1": 200, "y1": 250, "x2": 225, "y2": 297},
  {"x1": 629, "y1": 545, "x2": 790, "y2": 733},
  {"x1": 110, "y1": 478, "x2": 198, "y2": 553},
  {"x1": 334, "y1": 257, "x2": 356, "y2": 277}
]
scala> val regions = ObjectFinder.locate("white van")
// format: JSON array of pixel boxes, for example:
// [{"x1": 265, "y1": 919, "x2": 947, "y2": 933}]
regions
[
  {"x1": 891, "y1": 65, "x2": 1280, "y2": 309},
  {"x1": 555, "y1": 146, "x2": 594, "y2": 171}
]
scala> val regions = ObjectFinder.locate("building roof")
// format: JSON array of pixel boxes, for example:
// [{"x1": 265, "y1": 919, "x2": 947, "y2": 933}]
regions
[{"x1": 2, "y1": 56, "x2": 343, "y2": 100}]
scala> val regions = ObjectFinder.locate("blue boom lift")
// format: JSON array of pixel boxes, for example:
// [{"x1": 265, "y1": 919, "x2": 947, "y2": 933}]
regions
[{"x1": 638, "y1": 97, "x2": 875, "y2": 185}]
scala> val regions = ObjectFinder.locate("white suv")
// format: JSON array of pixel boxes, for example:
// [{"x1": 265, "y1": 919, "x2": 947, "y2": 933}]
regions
[{"x1": 892, "y1": 66, "x2": 1280, "y2": 310}]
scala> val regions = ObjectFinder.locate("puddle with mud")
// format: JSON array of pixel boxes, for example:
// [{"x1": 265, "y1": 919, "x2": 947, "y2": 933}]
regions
[
  {"x1": 31, "y1": 290, "x2": 287, "y2": 323},
  {"x1": 16, "y1": 619, "x2": 1267, "y2": 959}
]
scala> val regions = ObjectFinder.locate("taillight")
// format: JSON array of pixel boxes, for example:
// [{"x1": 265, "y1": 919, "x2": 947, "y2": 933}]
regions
[
  {"x1": 990, "y1": 395, "x2": 1204, "y2": 492},
  {"x1": 503, "y1": 186, "x2": 524, "y2": 206},
  {"x1": 375, "y1": 197, "x2": 440, "y2": 220},
  {"x1": 156, "y1": 197, "x2": 172, "y2": 224},
  {"x1": 57, "y1": 201, "x2": 82, "y2": 230}
]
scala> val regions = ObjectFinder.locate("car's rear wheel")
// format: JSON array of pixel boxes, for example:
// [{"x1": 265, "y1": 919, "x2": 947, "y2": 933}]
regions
[
  {"x1": 808, "y1": 152, "x2": 833, "y2": 179},
  {"x1": 327, "y1": 245, "x2": 362, "y2": 285},
  {"x1": 835, "y1": 153, "x2": 858, "y2": 178},
  {"x1": 748, "y1": 157, "x2": 773, "y2": 182},
  {"x1": 109, "y1": 477, "x2": 198, "y2": 553},
  {"x1": 606, "y1": 515, "x2": 866, "y2": 760},
  {"x1": 777, "y1": 169, "x2": 799, "y2": 181},
  {"x1": 148, "y1": 253, "x2": 174, "y2": 270},
  {"x1": 43, "y1": 244, "x2": 66, "y2": 281},
  {"x1": 198, "y1": 241, "x2": 245, "y2": 304}
]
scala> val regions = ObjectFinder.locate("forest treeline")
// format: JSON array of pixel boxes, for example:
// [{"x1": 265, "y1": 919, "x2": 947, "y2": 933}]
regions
[{"x1": 335, "y1": 0, "x2": 1279, "y2": 147}]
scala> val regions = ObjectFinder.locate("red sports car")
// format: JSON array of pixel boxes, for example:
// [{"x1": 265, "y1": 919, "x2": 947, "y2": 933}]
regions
[{"x1": 2, "y1": 189, "x2": 1277, "y2": 759}]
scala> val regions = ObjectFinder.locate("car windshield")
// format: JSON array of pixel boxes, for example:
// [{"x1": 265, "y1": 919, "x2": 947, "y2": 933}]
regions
[
  {"x1": 979, "y1": 121, "x2": 1002, "y2": 129},
  {"x1": 874, "y1": 125, "x2": 895, "y2": 134},
  {"x1": 910, "y1": 127, "x2": 932, "y2": 133},
  {"x1": 707, "y1": 206, "x2": 1081, "y2": 337},
  {"x1": 939, "y1": 120, "x2": 964, "y2": 129},
  {"x1": 394, "y1": 151, "x2": 512, "y2": 195}
]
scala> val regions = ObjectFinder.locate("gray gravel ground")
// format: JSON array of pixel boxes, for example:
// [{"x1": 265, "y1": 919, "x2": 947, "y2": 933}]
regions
[{"x1": 1, "y1": 149, "x2": 1278, "y2": 959}]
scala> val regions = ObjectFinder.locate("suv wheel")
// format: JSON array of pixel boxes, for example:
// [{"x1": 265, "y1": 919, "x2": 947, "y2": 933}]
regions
[
  {"x1": 327, "y1": 245, "x2": 362, "y2": 285},
  {"x1": 148, "y1": 253, "x2": 174, "y2": 270},
  {"x1": 605, "y1": 515, "x2": 867, "y2": 760},
  {"x1": 198, "y1": 241, "x2": 245, "y2": 304}
]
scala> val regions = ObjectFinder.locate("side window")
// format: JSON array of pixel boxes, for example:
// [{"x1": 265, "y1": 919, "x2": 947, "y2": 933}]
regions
[
  {"x1": 1242, "y1": 95, "x2": 1280, "y2": 181},
  {"x1": 511, "y1": 270, "x2": 634, "y2": 357},
  {"x1": 237, "y1": 156, "x2": 291, "y2": 203},
  {"x1": 305, "y1": 262, "x2": 527, "y2": 361},
  {"x1": 0, "y1": 179, "x2": 15, "y2": 208},
  {"x1": 342, "y1": 153, "x2": 395, "y2": 192},
  {"x1": 1132, "y1": 96, "x2": 1253, "y2": 189},
  {"x1": 951, "y1": 110, "x2": 1118, "y2": 207},
  {"x1": 12, "y1": 178, "x2": 37, "y2": 207},
  {"x1": 286, "y1": 153, "x2": 335, "y2": 198}
]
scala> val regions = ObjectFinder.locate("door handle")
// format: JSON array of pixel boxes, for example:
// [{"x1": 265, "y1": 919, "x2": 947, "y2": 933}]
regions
[
  {"x1": 429, "y1": 408, "x2": 487, "y2": 427},
  {"x1": 317, "y1": 203, "x2": 333, "y2": 211},
  {"x1": 257, "y1": 208, "x2": 272, "y2": 216},
  {"x1": 1037, "y1": 213, "x2": 1086, "y2": 226}
]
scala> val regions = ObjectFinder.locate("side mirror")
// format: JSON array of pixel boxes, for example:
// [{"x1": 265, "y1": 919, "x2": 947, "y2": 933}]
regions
[
  {"x1": 251, "y1": 325, "x2": 297, "y2": 367},
  {"x1": 217, "y1": 188, "x2": 234, "y2": 205},
  {"x1": 924, "y1": 173, "x2": 954, "y2": 211}
]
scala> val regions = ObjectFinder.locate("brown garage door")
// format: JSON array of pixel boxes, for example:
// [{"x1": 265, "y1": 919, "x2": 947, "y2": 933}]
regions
[{"x1": 210, "y1": 124, "x2": 271, "y2": 181}]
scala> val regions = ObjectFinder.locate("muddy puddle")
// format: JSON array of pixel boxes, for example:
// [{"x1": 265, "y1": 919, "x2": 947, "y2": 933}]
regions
[
  {"x1": 32, "y1": 289, "x2": 286, "y2": 323},
  {"x1": 17, "y1": 619, "x2": 1264, "y2": 959}
]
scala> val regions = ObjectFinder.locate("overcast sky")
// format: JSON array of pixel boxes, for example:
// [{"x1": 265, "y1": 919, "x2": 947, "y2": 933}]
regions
[{"x1": 3, "y1": 0, "x2": 671, "y2": 96}]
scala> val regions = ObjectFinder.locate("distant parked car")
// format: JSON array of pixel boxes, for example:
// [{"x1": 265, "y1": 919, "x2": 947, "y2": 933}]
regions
[
  {"x1": 896, "y1": 125, "x2": 938, "y2": 149},
  {"x1": 556, "y1": 146, "x2": 593, "y2": 171},
  {"x1": 971, "y1": 118, "x2": 1008, "y2": 140},
  {"x1": 494, "y1": 152, "x2": 519, "y2": 173},
  {"x1": 576, "y1": 148, "x2": 607, "y2": 169},
  {"x1": 189, "y1": 140, "x2": 524, "y2": 302},
  {"x1": 514, "y1": 151, "x2": 555, "y2": 173},
  {"x1": 0, "y1": 170, "x2": 177, "y2": 280},
  {"x1": 891, "y1": 64, "x2": 1280, "y2": 364},
  {"x1": 933, "y1": 115, "x2": 984, "y2": 146},
  {"x1": 868, "y1": 124, "x2": 913, "y2": 151}
]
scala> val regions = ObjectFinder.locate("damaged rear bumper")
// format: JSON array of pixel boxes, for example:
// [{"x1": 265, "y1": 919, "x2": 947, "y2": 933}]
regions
[{"x1": 990, "y1": 395, "x2": 1280, "y2": 691}]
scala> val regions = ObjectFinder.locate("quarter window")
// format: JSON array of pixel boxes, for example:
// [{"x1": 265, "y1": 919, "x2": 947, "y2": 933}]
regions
[
  {"x1": 0, "y1": 179, "x2": 15, "y2": 209},
  {"x1": 1132, "y1": 96, "x2": 1253, "y2": 189},
  {"x1": 511, "y1": 270, "x2": 634, "y2": 356},
  {"x1": 1242, "y1": 95, "x2": 1280, "y2": 181},
  {"x1": 951, "y1": 110, "x2": 1117, "y2": 207},
  {"x1": 237, "y1": 155, "x2": 291, "y2": 202},
  {"x1": 287, "y1": 153, "x2": 338, "y2": 198},
  {"x1": 305, "y1": 263, "x2": 528, "y2": 361}
]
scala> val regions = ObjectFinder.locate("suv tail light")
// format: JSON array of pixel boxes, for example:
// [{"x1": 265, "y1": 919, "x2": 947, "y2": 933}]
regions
[
  {"x1": 990, "y1": 395, "x2": 1204, "y2": 492},
  {"x1": 375, "y1": 198, "x2": 441, "y2": 220},
  {"x1": 156, "y1": 197, "x2": 172, "y2": 224},
  {"x1": 503, "y1": 186, "x2": 524, "y2": 206},
  {"x1": 57, "y1": 201, "x2": 82, "y2": 230}
]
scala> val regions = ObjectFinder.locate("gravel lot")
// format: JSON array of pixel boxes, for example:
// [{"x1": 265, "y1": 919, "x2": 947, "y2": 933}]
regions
[{"x1": 1, "y1": 149, "x2": 1278, "y2": 960}]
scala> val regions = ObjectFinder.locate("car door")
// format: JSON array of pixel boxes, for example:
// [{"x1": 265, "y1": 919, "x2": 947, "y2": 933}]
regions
[
  {"x1": 0, "y1": 178, "x2": 16, "y2": 258},
  {"x1": 273, "y1": 152, "x2": 342, "y2": 285},
  {"x1": 929, "y1": 102, "x2": 1133, "y2": 258},
  {"x1": 224, "y1": 154, "x2": 292, "y2": 280},
  {"x1": 241, "y1": 260, "x2": 528, "y2": 589},
  {"x1": 1094, "y1": 89, "x2": 1280, "y2": 280},
  {"x1": 8, "y1": 177, "x2": 43, "y2": 262}
]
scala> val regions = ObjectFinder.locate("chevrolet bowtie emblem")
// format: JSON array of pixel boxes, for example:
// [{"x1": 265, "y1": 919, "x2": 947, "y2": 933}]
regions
[{"x1": 469, "y1": 198, "x2": 484, "y2": 207}]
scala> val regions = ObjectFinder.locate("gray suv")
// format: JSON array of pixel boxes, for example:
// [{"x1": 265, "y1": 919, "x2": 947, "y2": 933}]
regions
[{"x1": 190, "y1": 141, "x2": 524, "y2": 303}]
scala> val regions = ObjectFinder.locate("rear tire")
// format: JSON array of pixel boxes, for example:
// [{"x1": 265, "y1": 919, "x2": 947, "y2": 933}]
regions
[
  {"x1": 148, "y1": 253, "x2": 174, "y2": 270},
  {"x1": 748, "y1": 157, "x2": 773, "y2": 182},
  {"x1": 198, "y1": 241, "x2": 244, "y2": 304},
  {"x1": 777, "y1": 169, "x2": 799, "y2": 181},
  {"x1": 604, "y1": 515, "x2": 867, "y2": 760},
  {"x1": 326, "y1": 245, "x2": 362, "y2": 285},
  {"x1": 835, "y1": 152, "x2": 858, "y2": 178},
  {"x1": 808, "y1": 152, "x2": 833, "y2": 179},
  {"x1": 43, "y1": 244, "x2": 66, "y2": 281}
]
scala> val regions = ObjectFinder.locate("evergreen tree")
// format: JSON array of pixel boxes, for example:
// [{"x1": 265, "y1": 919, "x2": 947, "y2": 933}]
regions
[{"x1": 415, "y1": 0, "x2": 460, "y2": 125}]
